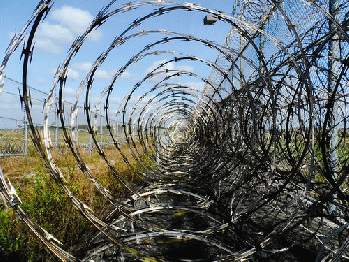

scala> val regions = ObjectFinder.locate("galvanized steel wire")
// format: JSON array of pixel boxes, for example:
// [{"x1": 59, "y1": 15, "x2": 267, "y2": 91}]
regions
[{"x1": 1, "y1": 0, "x2": 349, "y2": 261}]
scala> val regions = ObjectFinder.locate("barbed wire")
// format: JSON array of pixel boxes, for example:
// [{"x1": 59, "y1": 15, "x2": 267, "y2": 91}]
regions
[{"x1": 1, "y1": 0, "x2": 349, "y2": 261}]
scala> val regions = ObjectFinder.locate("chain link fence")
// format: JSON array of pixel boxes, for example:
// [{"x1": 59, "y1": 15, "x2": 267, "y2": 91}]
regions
[
  {"x1": 0, "y1": 76, "x2": 134, "y2": 157},
  {"x1": 0, "y1": 77, "x2": 27, "y2": 156}
]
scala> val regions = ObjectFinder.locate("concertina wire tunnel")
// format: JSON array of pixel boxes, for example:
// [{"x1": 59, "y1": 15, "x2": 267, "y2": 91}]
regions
[{"x1": 0, "y1": 0, "x2": 349, "y2": 261}]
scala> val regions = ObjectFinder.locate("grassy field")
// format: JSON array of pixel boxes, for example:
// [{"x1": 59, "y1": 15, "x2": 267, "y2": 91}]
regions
[
  {"x1": 0, "y1": 138, "x2": 153, "y2": 261},
  {"x1": 0, "y1": 129, "x2": 26, "y2": 156},
  {"x1": 0, "y1": 125, "x2": 133, "y2": 157}
]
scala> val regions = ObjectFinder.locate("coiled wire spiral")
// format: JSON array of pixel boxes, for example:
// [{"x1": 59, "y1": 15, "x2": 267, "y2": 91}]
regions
[{"x1": 1, "y1": 0, "x2": 349, "y2": 261}]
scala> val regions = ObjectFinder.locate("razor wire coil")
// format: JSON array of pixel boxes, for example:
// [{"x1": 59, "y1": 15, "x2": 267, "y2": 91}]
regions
[{"x1": 1, "y1": 0, "x2": 349, "y2": 261}]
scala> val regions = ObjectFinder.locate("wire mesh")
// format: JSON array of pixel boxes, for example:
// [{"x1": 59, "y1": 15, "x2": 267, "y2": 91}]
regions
[{"x1": 0, "y1": 0, "x2": 349, "y2": 261}]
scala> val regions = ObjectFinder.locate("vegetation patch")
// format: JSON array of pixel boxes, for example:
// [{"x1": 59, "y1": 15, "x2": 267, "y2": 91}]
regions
[{"x1": 0, "y1": 142, "x2": 153, "y2": 261}]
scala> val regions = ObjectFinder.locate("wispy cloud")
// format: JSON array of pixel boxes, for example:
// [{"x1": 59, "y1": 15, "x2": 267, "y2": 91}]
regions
[
  {"x1": 67, "y1": 68, "x2": 80, "y2": 80},
  {"x1": 184, "y1": 82, "x2": 204, "y2": 92},
  {"x1": 38, "y1": 22, "x2": 75, "y2": 42},
  {"x1": 35, "y1": 77, "x2": 46, "y2": 86},
  {"x1": 144, "y1": 60, "x2": 195, "y2": 83},
  {"x1": 63, "y1": 87, "x2": 76, "y2": 97},
  {"x1": 95, "y1": 69, "x2": 111, "y2": 80},
  {"x1": 35, "y1": 37, "x2": 63, "y2": 54},
  {"x1": 147, "y1": 60, "x2": 194, "y2": 73},
  {"x1": 73, "y1": 62, "x2": 92, "y2": 73},
  {"x1": 51, "y1": 6, "x2": 103, "y2": 41},
  {"x1": 73, "y1": 62, "x2": 133, "y2": 80},
  {"x1": 49, "y1": 68, "x2": 80, "y2": 81},
  {"x1": 35, "y1": 6, "x2": 103, "y2": 54}
]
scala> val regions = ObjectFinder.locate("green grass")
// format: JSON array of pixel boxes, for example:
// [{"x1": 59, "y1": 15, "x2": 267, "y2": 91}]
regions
[{"x1": 0, "y1": 139, "x2": 154, "y2": 261}]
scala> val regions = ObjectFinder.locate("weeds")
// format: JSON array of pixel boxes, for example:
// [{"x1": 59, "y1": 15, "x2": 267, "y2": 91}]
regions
[{"x1": 0, "y1": 143, "x2": 153, "y2": 261}]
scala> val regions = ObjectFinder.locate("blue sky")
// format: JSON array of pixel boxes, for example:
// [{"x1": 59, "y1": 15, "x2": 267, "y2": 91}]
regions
[{"x1": 0, "y1": 0, "x2": 235, "y2": 124}]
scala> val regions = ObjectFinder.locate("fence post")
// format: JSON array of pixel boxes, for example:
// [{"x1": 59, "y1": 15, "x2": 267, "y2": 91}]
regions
[
  {"x1": 328, "y1": 0, "x2": 339, "y2": 176},
  {"x1": 100, "y1": 112, "x2": 103, "y2": 148},
  {"x1": 133, "y1": 124, "x2": 136, "y2": 142},
  {"x1": 23, "y1": 104, "x2": 28, "y2": 155},
  {"x1": 240, "y1": 35, "x2": 244, "y2": 89},
  {"x1": 327, "y1": 0, "x2": 339, "y2": 217},
  {"x1": 116, "y1": 121, "x2": 119, "y2": 143},
  {"x1": 76, "y1": 110, "x2": 79, "y2": 145},
  {"x1": 55, "y1": 96, "x2": 58, "y2": 146},
  {"x1": 89, "y1": 132, "x2": 93, "y2": 157}
]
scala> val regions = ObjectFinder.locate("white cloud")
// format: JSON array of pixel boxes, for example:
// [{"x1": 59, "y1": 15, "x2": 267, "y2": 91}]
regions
[
  {"x1": 73, "y1": 62, "x2": 92, "y2": 73},
  {"x1": 177, "y1": 64, "x2": 194, "y2": 72},
  {"x1": 63, "y1": 87, "x2": 76, "y2": 96},
  {"x1": 35, "y1": 78, "x2": 46, "y2": 86},
  {"x1": 35, "y1": 38, "x2": 62, "y2": 54},
  {"x1": 185, "y1": 82, "x2": 204, "y2": 92},
  {"x1": 86, "y1": 29, "x2": 104, "y2": 41},
  {"x1": 35, "y1": 6, "x2": 103, "y2": 54},
  {"x1": 110, "y1": 96, "x2": 122, "y2": 104},
  {"x1": 144, "y1": 60, "x2": 194, "y2": 83},
  {"x1": 72, "y1": 62, "x2": 110, "y2": 79},
  {"x1": 147, "y1": 60, "x2": 194, "y2": 73},
  {"x1": 72, "y1": 64, "x2": 112, "y2": 80},
  {"x1": 73, "y1": 62, "x2": 132, "y2": 80},
  {"x1": 49, "y1": 68, "x2": 57, "y2": 76},
  {"x1": 109, "y1": 69, "x2": 133, "y2": 80},
  {"x1": 68, "y1": 68, "x2": 80, "y2": 80},
  {"x1": 120, "y1": 70, "x2": 132, "y2": 79},
  {"x1": 8, "y1": 32, "x2": 16, "y2": 40},
  {"x1": 37, "y1": 21, "x2": 74, "y2": 43},
  {"x1": 95, "y1": 69, "x2": 111, "y2": 80},
  {"x1": 51, "y1": 6, "x2": 103, "y2": 41},
  {"x1": 48, "y1": 67, "x2": 80, "y2": 81},
  {"x1": 52, "y1": 6, "x2": 91, "y2": 34}
]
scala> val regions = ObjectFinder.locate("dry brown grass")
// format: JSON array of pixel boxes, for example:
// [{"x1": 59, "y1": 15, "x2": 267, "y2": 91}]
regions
[{"x1": 0, "y1": 142, "x2": 155, "y2": 261}]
